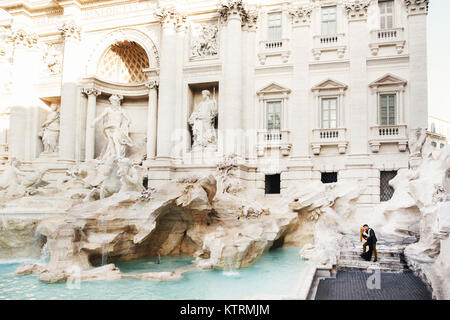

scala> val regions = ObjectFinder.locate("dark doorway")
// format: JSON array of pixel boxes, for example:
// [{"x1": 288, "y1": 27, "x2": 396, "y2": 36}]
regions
[
  {"x1": 265, "y1": 174, "x2": 281, "y2": 194},
  {"x1": 321, "y1": 172, "x2": 338, "y2": 184},
  {"x1": 380, "y1": 170, "x2": 397, "y2": 202}
]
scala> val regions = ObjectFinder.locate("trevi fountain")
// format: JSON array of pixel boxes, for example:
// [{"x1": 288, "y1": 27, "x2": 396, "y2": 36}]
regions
[{"x1": 0, "y1": 0, "x2": 448, "y2": 300}]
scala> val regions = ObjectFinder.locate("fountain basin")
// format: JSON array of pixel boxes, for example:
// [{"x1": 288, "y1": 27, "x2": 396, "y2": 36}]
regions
[{"x1": 0, "y1": 247, "x2": 309, "y2": 300}]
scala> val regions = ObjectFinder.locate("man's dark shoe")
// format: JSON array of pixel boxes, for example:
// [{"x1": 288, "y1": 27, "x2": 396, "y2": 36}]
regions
[{"x1": 373, "y1": 260, "x2": 378, "y2": 262}]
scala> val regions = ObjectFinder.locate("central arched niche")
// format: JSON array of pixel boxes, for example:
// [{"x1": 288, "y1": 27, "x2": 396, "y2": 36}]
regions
[
  {"x1": 93, "y1": 40, "x2": 150, "y2": 161},
  {"x1": 96, "y1": 40, "x2": 149, "y2": 84}
]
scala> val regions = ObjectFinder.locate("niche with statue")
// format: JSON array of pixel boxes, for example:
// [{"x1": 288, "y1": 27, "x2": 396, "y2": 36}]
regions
[{"x1": 187, "y1": 82, "x2": 219, "y2": 152}]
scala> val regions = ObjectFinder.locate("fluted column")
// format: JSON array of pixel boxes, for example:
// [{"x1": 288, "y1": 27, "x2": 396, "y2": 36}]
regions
[
  {"x1": 405, "y1": 0, "x2": 429, "y2": 129},
  {"x1": 58, "y1": 21, "x2": 82, "y2": 162},
  {"x1": 8, "y1": 29, "x2": 41, "y2": 161},
  {"x1": 155, "y1": 8, "x2": 184, "y2": 160},
  {"x1": 145, "y1": 80, "x2": 159, "y2": 160},
  {"x1": 219, "y1": 1, "x2": 245, "y2": 156},
  {"x1": 82, "y1": 88, "x2": 101, "y2": 160}
]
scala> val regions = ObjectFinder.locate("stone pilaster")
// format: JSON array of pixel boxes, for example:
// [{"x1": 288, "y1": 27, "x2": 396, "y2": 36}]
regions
[
  {"x1": 175, "y1": 20, "x2": 188, "y2": 161},
  {"x1": 283, "y1": 4, "x2": 314, "y2": 189},
  {"x1": 58, "y1": 20, "x2": 82, "y2": 162},
  {"x1": 346, "y1": 0, "x2": 369, "y2": 155},
  {"x1": 145, "y1": 80, "x2": 159, "y2": 160},
  {"x1": 289, "y1": 5, "x2": 312, "y2": 158},
  {"x1": 155, "y1": 7, "x2": 185, "y2": 160},
  {"x1": 405, "y1": 0, "x2": 429, "y2": 128},
  {"x1": 8, "y1": 29, "x2": 41, "y2": 161},
  {"x1": 242, "y1": 8, "x2": 258, "y2": 160},
  {"x1": 82, "y1": 88, "x2": 101, "y2": 160},
  {"x1": 218, "y1": 0, "x2": 247, "y2": 157},
  {"x1": 342, "y1": 0, "x2": 375, "y2": 205}
]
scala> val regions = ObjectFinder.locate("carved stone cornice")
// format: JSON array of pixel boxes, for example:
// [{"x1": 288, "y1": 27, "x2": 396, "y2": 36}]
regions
[
  {"x1": 82, "y1": 88, "x2": 101, "y2": 97},
  {"x1": 155, "y1": 7, "x2": 186, "y2": 29},
  {"x1": 404, "y1": 0, "x2": 429, "y2": 15},
  {"x1": 218, "y1": 0, "x2": 248, "y2": 23},
  {"x1": 345, "y1": 0, "x2": 371, "y2": 21},
  {"x1": 289, "y1": 5, "x2": 312, "y2": 26},
  {"x1": 59, "y1": 21, "x2": 81, "y2": 41},
  {"x1": 9, "y1": 29, "x2": 38, "y2": 49},
  {"x1": 145, "y1": 80, "x2": 159, "y2": 90}
]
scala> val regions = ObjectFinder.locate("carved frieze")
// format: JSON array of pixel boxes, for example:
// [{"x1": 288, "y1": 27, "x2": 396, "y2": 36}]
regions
[
  {"x1": 289, "y1": 5, "x2": 312, "y2": 26},
  {"x1": 190, "y1": 22, "x2": 219, "y2": 59},
  {"x1": 404, "y1": 0, "x2": 429, "y2": 15},
  {"x1": 345, "y1": 0, "x2": 371, "y2": 21},
  {"x1": 42, "y1": 43, "x2": 63, "y2": 75}
]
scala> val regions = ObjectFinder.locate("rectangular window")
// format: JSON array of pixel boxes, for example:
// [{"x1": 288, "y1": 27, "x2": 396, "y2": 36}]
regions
[
  {"x1": 266, "y1": 100, "x2": 281, "y2": 130},
  {"x1": 322, "y1": 6, "x2": 337, "y2": 35},
  {"x1": 379, "y1": 0, "x2": 394, "y2": 29},
  {"x1": 380, "y1": 171, "x2": 397, "y2": 202},
  {"x1": 268, "y1": 12, "x2": 282, "y2": 41},
  {"x1": 380, "y1": 94, "x2": 396, "y2": 125},
  {"x1": 265, "y1": 174, "x2": 281, "y2": 194},
  {"x1": 321, "y1": 172, "x2": 338, "y2": 184},
  {"x1": 321, "y1": 98, "x2": 338, "y2": 129}
]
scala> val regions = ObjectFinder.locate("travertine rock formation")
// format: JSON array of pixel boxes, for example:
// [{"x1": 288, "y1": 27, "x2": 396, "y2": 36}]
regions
[
  {"x1": 287, "y1": 180, "x2": 366, "y2": 265},
  {"x1": 368, "y1": 146, "x2": 450, "y2": 299},
  {"x1": 12, "y1": 167, "x2": 298, "y2": 283}
]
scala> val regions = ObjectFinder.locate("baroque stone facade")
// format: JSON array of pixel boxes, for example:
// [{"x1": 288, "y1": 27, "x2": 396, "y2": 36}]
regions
[{"x1": 0, "y1": 0, "x2": 430, "y2": 206}]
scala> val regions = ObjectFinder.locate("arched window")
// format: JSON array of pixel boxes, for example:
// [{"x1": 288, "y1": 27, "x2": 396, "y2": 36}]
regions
[{"x1": 97, "y1": 41, "x2": 149, "y2": 84}]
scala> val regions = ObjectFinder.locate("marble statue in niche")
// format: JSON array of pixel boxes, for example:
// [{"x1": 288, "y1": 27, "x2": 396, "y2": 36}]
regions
[
  {"x1": 189, "y1": 90, "x2": 218, "y2": 150},
  {"x1": 39, "y1": 104, "x2": 60, "y2": 154},
  {"x1": 190, "y1": 23, "x2": 219, "y2": 59},
  {"x1": 91, "y1": 94, "x2": 134, "y2": 160}
]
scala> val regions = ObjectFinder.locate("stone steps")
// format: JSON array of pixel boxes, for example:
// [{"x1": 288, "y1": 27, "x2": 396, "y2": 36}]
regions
[
  {"x1": 337, "y1": 264, "x2": 411, "y2": 274},
  {"x1": 337, "y1": 244, "x2": 410, "y2": 274},
  {"x1": 338, "y1": 259, "x2": 408, "y2": 270},
  {"x1": 339, "y1": 254, "x2": 402, "y2": 263}
]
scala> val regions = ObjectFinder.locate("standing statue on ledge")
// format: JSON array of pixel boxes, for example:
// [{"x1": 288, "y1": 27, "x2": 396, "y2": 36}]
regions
[
  {"x1": 188, "y1": 90, "x2": 218, "y2": 150},
  {"x1": 91, "y1": 94, "x2": 134, "y2": 160},
  {"x1": 39, "y1": 104, "x2": 60, "y2": 154}
]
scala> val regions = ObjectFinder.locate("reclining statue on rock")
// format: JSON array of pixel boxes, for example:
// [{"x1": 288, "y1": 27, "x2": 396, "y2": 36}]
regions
[{"x1": 0, "y1": 158, "x2": 48, "y2": 197}]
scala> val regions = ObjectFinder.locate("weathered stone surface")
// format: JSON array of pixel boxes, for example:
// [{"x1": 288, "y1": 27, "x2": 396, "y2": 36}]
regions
[{"x1": 0, "y1": 215, "x2": 44, "y2": 259}]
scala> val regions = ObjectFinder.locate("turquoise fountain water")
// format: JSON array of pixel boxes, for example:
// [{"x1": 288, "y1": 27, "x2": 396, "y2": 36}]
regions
[{"x1": 0, "y1": 247, "x2": 309, "y2": 300}]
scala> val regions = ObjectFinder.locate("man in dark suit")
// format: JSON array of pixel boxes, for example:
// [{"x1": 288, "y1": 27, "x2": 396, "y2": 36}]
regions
[{"x1": 360, "y1": 224, "x2": 378, "y2": 262}]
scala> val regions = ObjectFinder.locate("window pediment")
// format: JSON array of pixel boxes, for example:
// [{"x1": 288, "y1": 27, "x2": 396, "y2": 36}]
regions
[
  {"x1": 312, "y1": 79, "x2": 348, "y2": 92},
  {"x1": 257, "y1": 82, "x2": 291, "y2": 98},
  {"x1": 369, "y1": 74, "x2": 407, "y2": 89}
]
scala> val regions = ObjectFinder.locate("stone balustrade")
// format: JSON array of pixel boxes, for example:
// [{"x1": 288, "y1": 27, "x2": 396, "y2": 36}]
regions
[
  {"x1": 369, "y1": 124, "x2": 408, "y2": 152},
  {"x1": 312, "y1": 33, "x2": 346, "y2": 60},
  {"x1": 257, "y1": 130, "x2": 291, "y2": 156},
  {"x1": 258, "y1": 38, "x2": 290, "y2": 64},
  {"x1": 311, "y1": 128, "x2": 348, "y2": 155}
]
